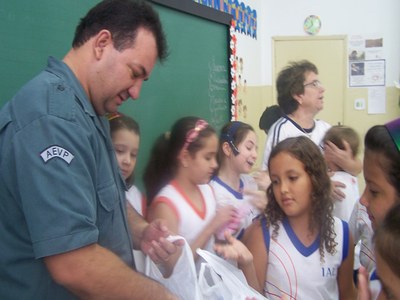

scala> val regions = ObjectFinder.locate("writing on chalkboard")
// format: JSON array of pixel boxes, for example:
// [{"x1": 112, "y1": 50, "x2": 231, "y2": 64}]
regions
[{"x1": 209, "y1": 56, "x2": 229, "y2": 130}]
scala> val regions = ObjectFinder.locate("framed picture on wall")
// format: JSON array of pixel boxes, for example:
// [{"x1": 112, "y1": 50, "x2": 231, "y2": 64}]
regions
[{"x1": 349, "y1": 59, "x2": 386, "y2": 87}]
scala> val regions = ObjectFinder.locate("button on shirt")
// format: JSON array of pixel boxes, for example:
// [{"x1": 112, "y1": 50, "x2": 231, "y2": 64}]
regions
[{"x1": 0, "y1": 57, "x2": 134, "y2": 299}]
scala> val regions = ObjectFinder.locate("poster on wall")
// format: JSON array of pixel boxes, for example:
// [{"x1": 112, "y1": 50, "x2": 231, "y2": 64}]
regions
[
  {"x1": 348, "y1": 35, "x2": 386, "y2": 87},
  {"x1": 368, "y1": 87, "x2": 386, "y2": 114},
  {"x1": 349, "y1": 59, "x2": 386, "y2": 87}
]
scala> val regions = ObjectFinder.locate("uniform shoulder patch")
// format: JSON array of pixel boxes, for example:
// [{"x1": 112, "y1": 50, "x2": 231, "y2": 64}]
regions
[{"x1": 40, "y1": 145, "x2": 75, "y2": 164}]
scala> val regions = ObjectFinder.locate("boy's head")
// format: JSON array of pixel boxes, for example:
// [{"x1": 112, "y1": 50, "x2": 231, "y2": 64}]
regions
[
  {"x1": 259, "y1": 105, "x2": 283, "y2": 134},
  {"x1": 323, "y1": 125, "x2": 360, "y2": 158}
]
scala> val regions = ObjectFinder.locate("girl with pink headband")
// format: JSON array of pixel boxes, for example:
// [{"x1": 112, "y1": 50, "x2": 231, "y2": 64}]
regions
[
  {"x1": 357, "y1": 117, "x2": 400, "y2": 300},
  {"x1": 144, "y1": 116, "x2": 239, "y2": 275}
]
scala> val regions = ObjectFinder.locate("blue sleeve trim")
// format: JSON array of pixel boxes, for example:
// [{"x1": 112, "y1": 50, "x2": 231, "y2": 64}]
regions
[
  {"x1": 261, "y1": 216, "x2": 270, "y2": 252},
  {"x1": 342, "y1": 220, "x2": 349, "y2": 261},
  {"x1": 370, "y1": 269, "x2": 378, "y2": 281},
  {"x1": 237, "y1": 228, "x2": 245, "y2": 240}
]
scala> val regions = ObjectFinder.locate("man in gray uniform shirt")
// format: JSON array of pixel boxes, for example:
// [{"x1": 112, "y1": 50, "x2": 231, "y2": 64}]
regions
[{"x1": 0, "y1": 0, "x2": 181, "y2": 299}]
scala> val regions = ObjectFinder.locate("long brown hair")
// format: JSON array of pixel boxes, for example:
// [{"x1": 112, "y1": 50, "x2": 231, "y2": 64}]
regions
[
  {"x1": 265, "y1": 136, "x2": 336, "y2": 260},
  {"x1": 143, "y1": 116, "x2": 216, "y2": 203}
]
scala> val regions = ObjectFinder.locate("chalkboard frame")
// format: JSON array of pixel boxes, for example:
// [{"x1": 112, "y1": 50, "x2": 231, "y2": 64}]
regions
[{"x1": 149, "y1": 0, "x2": 232, "y2": 25}]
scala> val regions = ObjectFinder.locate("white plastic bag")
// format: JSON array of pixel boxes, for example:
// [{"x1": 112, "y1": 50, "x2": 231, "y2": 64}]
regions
[
  {"x1": 133, "y1": 249, "x2": 146, "y2": 273},
  {"x1": 197, "y1": 248, "x2": 267, "y2": 300},
  {"x1": 144, "y1": 235, "x2": 202, "y2": 300}
]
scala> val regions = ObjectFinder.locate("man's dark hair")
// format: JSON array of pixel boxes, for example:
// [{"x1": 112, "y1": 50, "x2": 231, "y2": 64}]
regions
[{"x1": 72, "y1": 0, "x2": 167, "y2": 61}]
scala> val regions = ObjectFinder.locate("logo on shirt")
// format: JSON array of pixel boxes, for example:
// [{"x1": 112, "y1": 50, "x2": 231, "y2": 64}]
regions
[
  {"x1": 321, "y1": 266, "x2": 337, "y2": 277},
  {"x1": 40, "y1": 145, "x2": 75, "y2": 164}
]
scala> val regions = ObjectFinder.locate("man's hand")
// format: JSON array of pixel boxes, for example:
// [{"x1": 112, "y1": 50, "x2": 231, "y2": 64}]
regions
[
  {"x1": 324, "y1": 140, "x2": 352, "y2": 168},
  {"x1": 324, "y1": 140, "x2": 362, "y2": 176},
  {"x1": 140, "y1": 219, "x2": 184, "y2": 264}
]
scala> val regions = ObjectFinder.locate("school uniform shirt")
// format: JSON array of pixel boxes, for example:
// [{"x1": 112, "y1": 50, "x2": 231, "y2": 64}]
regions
[
  {"x1": 210, "y1": 174, "x2": 260, "y2": 239},
  {"x1": 151, "y1": 180, "x2": 217, "y2": 269},
  {"x1": 331, "y1": 171, "x2": 360, "y2": 222},
  {"x1": 126, "y1": 184, "x2": 146, "y2": 217},
  {"x1": 261, "y1": 217, "x2": 349, "y2": 300},
  {"x1": 0, "y1": 57, "x2": 134, "y2": 299},
  {"x1": 126, "y1": 185, "x2": 147, "y2": 272},
  {"x1": 349, "y1": 201, "x2": 380, "y2": 300},
  {"x1": 261, "y1": 116, "x2": 331, "y2": 170}
]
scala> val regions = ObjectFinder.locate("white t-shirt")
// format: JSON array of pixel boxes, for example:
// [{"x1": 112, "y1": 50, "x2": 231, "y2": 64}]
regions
[
  {"x1": 261, "y1": 217, "x2": 348, "y2": 300},
  {"x1": 262, "y1": 116, "x2": 331, "y2": 170},
  {"x1": 152, "y1": 180, "x2": 217, "y2": 252},
  {"x1": 331, "y1": 171, "x2": 359, "y2": 222},
  {"x1": 126, "y1": 185, "x2": 147, "y2": 271},
  {"x1": 126, "y1": 185, "x2": 146, "y2": 216},
  {"x1": 210, "y1": 174, "x2": 260, "y2": 239},
  {"x1": 349, "y1": 201, "x2": 380, "y2": 299},
  {"x1": 152, "y1": 181, "x2": 217, "y2": 272}
]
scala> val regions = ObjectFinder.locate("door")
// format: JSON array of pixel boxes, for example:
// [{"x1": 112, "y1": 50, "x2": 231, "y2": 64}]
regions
[{"x1": 273, "y1": 36, "x2": 347, "y2": 125}]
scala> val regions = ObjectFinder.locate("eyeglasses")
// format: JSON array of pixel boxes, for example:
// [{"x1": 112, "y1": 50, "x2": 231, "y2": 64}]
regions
[{"x1": 303, "y1": 80, "x2": 323, "y2": 89}]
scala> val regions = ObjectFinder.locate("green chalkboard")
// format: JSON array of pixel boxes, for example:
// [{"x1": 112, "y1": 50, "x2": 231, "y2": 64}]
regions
[
  {"x1": 123, "y1": 0, "x2": 231, "y2": 189},
  {"x1": 0, "y1": 0, "x2": 231, "y2": 190},
  {"x1": 0, "y1": 1, "x2": 98, "y2": 105}
]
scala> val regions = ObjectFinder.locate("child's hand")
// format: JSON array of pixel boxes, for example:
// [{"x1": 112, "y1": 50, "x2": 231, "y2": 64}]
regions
[
  {"x1": 357, "y1": 266, "x2": 371, "y2": 300},
  {"x1": 215, "y1": 204, "x2": 239, "y2": 226},
  {"x1": 252, "y1": 170, "x2": 270, "y2": 191},
  {"x1": 140, "y1": 219, "x2": 184, "y2": 264},
  {"x1": 244, "y1": 189, "x2": 268, "y2": 212},
  {"x1": 214, "y1": 205, "x2": 241, "y2": 240},
  {"x1": 214, "y1": 231, "x2": 253, "y2": 267}
]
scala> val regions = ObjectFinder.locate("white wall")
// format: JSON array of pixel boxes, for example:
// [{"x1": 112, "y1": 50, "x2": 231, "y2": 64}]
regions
[{"x1": 237, "y1": 0, "x2": 400, "y2": 87}]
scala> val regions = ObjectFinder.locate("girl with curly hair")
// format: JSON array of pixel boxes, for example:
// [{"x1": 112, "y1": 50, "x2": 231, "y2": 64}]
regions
[{"x1": 216, "y1": 136, "x2": 356, "y2": 299}]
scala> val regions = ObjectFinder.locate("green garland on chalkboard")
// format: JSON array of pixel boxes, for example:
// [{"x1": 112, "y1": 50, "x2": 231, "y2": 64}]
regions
[{"x1": 230, "y1": 19, "x2": 238, "y2": 120}]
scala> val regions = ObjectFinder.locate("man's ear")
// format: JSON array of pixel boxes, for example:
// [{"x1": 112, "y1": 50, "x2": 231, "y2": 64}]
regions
[{"x1": 93, "y1": 29, "x2": 112, "y2": 59}]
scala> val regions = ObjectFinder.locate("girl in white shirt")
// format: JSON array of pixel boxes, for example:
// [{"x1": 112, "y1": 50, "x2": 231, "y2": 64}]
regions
[{"x1": 210, "y1": 121, "x2": 267, "y2": 241}]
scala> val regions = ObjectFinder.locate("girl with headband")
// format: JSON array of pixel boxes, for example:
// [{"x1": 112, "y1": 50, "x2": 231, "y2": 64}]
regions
[
  {"x1": 357, "y1": 117, "x2": 400, "y2": 299},
  {"x1": 144, "y1": 116, "x2": 239, "y2": 274},
  {"x1": 210, "y1": 121, "x2": 267, "y2": 241}
]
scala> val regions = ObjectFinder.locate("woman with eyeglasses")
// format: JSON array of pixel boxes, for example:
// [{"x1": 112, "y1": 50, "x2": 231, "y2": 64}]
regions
[{"x1": 259, "y1": 60, "x2": 362, "y2": 202}]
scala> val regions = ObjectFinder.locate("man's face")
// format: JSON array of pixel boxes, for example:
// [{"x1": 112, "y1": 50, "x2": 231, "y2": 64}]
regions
[{"x1": 90, "y1": 28, "x2": 158, "y2": 115}]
